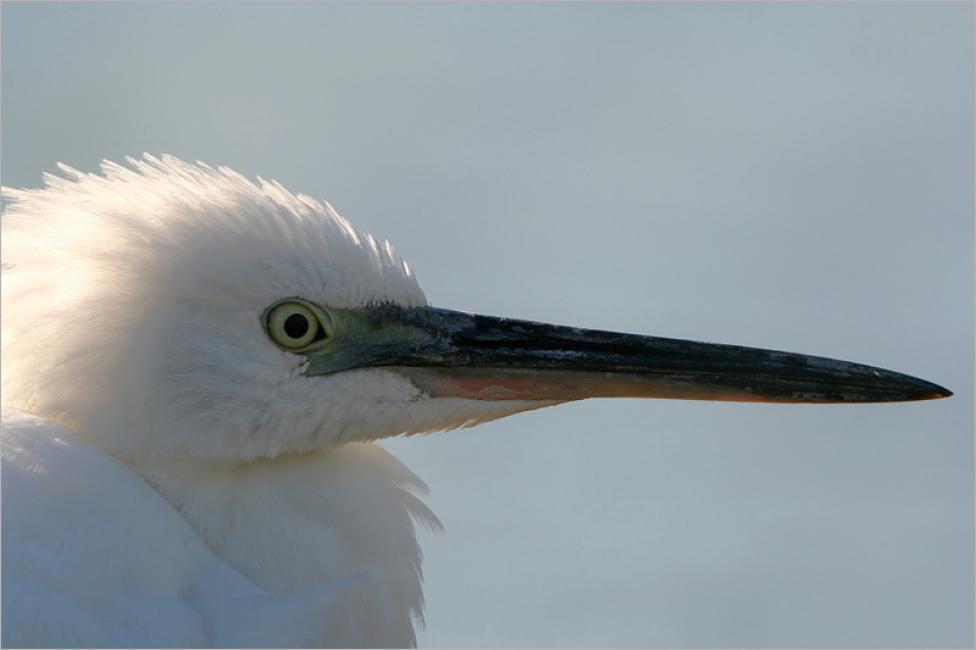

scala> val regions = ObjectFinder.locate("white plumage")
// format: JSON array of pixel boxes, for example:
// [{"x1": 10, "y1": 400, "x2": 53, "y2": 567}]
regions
[{"x1": 2, "y1": 408, "x2": 370, "y2": 647}]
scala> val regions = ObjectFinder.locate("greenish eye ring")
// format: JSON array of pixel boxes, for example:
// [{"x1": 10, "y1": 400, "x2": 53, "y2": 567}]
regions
[{"x1": 266, "y1": 301, "x2": 320, "y2": 349}]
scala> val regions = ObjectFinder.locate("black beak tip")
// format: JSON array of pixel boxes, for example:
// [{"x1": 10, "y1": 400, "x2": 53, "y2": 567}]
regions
[
  {"x1": 841, "y1": 367, "x2": 952, "y2": 403},
  {"x1": 906, "y1": 376, "x2": 953, "y2": 401},
  {"x1": 926, "y1": 384, "x2": 953, "y2": 400}
]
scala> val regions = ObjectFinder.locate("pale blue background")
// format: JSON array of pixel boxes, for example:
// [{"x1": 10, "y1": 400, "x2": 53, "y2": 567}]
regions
[{"x1": 3, "y1": 2, "x2": 973, "y2": 647}]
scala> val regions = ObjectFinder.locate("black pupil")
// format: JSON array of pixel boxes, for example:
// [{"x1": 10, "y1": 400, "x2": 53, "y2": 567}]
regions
[{"x1": 283, "y1": 313, "x2": 310, "y2": 339}]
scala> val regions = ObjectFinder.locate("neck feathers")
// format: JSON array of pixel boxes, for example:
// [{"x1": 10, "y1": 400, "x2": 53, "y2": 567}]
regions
[{"x1": 136, "y1": 443, "x2": 441, "y2": 648}]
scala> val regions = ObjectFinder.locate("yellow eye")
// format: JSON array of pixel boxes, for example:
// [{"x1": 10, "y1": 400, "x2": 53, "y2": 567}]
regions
[{"x1": 266, "y1": 301, "x2": 320, "y2": 350}]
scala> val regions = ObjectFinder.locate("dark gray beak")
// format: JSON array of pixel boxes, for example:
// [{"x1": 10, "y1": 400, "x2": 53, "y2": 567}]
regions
[{"x1": 303, "y1": 305, "x2": 952, "y2": 404}]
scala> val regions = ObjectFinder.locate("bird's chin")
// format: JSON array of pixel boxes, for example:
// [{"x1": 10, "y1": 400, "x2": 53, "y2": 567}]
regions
[
  {"x1": 374, "y1": 393, "x2": 563, "y2": 439},
  {"x1": 293, "y1": 368, "x2": 562, "y2": 448}
]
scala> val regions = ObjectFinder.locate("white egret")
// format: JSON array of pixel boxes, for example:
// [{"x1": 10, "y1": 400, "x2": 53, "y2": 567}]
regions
[{"x1": 1, "y1": 155, "x2": 951, "y2": 648}]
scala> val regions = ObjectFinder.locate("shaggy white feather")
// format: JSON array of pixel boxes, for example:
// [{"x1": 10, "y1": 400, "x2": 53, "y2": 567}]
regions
[
  {"x1": 2, "y1": 408, "x2": 369, "y2": 648},
  {"x1": 1, "y1": 155, "x2": 551, "y2": 647}
]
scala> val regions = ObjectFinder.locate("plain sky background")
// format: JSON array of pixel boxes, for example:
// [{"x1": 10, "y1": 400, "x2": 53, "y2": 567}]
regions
[{"x1": 2, "y1": 2, "x2": 973, "y2": 647}]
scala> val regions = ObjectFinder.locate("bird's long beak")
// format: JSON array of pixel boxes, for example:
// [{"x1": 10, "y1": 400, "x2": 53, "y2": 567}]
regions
[{"x1": 303, "y1": 305, "x2": 951, "y2": 403}]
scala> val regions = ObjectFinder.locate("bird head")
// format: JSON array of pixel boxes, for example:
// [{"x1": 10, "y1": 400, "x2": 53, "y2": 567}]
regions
[{"x1": 1, "y1": 155, "x2": 950, "y2": 464}]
